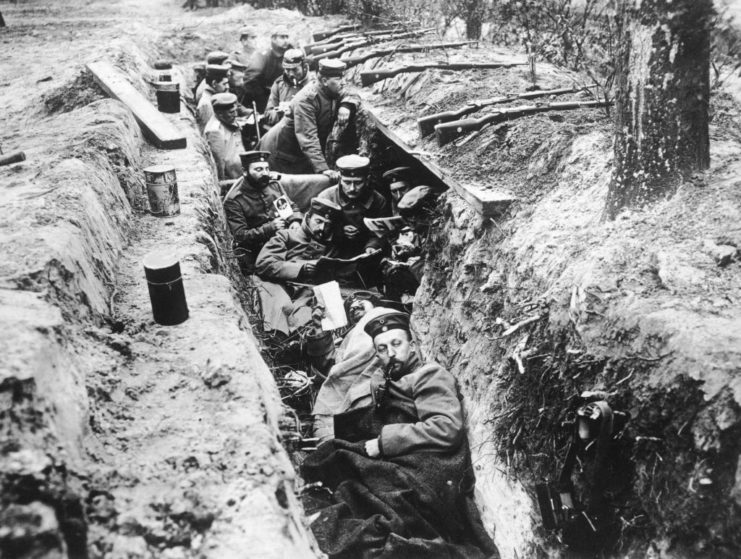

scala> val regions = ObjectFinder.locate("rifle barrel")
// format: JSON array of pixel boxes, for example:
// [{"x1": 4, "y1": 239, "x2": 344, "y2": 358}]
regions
[
  {"x1": 434, "y1": 100, "x2": 610, "y2": 146},
  {"x1": 343, "y1": 41, "x2": 476, "y2": 70}
]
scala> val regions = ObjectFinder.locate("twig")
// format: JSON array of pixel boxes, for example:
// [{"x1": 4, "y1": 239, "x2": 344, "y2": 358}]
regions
[
  {"x1": 615, "y1": 369, "x2": 633, "y2": 385},
  {"x1": 485, "y1": 314, "x2": 542, "y2": 341}
]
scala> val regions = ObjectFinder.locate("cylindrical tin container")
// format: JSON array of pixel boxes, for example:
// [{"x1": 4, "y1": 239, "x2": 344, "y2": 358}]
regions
[
  {"x1": 153, "y1": 60, "x2": 173, "y2": 82},
  {"x1": 155, "y1": 82, "x2": 180, "y2": 113},
  {"x1": 143, "y1": 165, "x2": 180, "y2": 217},
  {"x1": 143, "y1": 251, "x2": 189, "y2": 326}
]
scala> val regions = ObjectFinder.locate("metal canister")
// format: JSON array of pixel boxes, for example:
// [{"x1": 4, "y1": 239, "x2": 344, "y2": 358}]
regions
[
  {"x1": 143, "y1": 251, "x2": 189, "y2": 326},
  {"x1": 143, "y1": 165, "x2": 180, "y2": 217},
  {"x1": 154, "y1": 81, "x2": 180, "y2": 114},
  {"x1": 153, "y1": 60, "x2": 173, "y2": 82}
]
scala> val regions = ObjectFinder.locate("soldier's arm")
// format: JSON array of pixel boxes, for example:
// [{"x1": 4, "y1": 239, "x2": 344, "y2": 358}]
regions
[
  {"x1": 294, "y1": 96, "x2": 330, "y2": 173},
  {"x1": 255, "y1": 230, "x2": 306, "y2": 281},
  {"x1": 264, "y1": 82, "x2": 282, "y2": 125},
  {"x1": 224, "y1": 198, "x2": 278, "y2": 247},
  {"x1": 378, "y1": 365, "x2": 464, "y2": 458},
  {"x1": 205, "y1": 129, "x2": 227, "y2": 179},
  {"x1": 363, "y1": 194, "x2": 390, "y2": 252}
]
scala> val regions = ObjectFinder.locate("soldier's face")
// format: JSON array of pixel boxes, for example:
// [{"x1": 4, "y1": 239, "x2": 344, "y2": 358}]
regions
[
  {"x1": 307, "y1": 213, "x2": 331, "y2": 238},
  {"x1": 272, "y1": 33, "x2": 290, "y2": 53},
  {"x1": 340, "y1": 176, "x2": 367, "y2": 199},
  {"x1": 349, "y1": 299, "x2": 374, "y2": 323},
  {"x1": 230, "y1": 70, "x2": 245, "y2": 89},
  {"x1": 216, "y1": 106, "x2": 238, "y2": 125},
  {"x1": 241, "y1": 34, "x2": 256, "y2": 49},
  {"x1": 374, "y1": 329, "x2": 414, "y2": 373},
  {"x1": 391, "y1": 182, "x2": 411, "y2": 202},
  {"x1": 247, "y1": 162, "x2": 271, "y2": 187},
  {"x1": 214, "y1": 77, "x2": 230, "y2": 93},
  {"x1": 283, "y1": 65, "x2": 305, "y2": 85},
  {"x1": 322, "y1": 75, "x2": 344, "y2": 98}
]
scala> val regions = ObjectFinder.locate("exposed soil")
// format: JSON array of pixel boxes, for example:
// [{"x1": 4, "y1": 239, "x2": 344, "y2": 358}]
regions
[{"x1": 3, "y1": 1, "x2": 741, "y2": 558}]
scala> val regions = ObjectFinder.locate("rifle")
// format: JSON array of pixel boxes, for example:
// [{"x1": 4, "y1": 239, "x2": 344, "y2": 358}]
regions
[
  {"x1": 342, "y1": 40, "x2": 477, "y2": 70},
  {"x1": 417, "y1": 84, "x2": 597, "y2": 137},
  {"x1": 434, "y1": 99, "x2": 611, "y2": 146},
  {"x1": 304, "y1": 27, "x2": 408, "y2": 53},
  {"x1": 312, "y1": 24, "x2": 360, "y2": 42},
  {"x1": 360, "y1": 60, "x2": 528, "y2": 87},
  {"x1": 308, "y1": 27, "x2": 436, "y2": 58}
]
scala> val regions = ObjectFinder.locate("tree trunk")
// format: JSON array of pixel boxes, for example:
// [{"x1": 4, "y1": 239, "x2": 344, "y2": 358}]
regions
[
  {"x1": 464, "y1": 0, "x2": 485, "y2": 40},
  {"x1": 604, "y1": 0, "x2": 712, "y2": 219}
]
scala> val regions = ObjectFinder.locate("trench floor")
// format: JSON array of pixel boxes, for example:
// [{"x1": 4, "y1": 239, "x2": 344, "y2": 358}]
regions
[{"x1": 84, "y1": 110, "x2": 316, "y2": 558}]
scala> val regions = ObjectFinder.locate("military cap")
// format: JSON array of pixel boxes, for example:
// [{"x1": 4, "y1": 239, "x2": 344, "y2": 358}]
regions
[
  {"x1": 364, "y1": 311, "x2": 411, "y2": 338},
  {"x1": 206, "y1": 64, "x2": 230, "y2": 81},
  {"x1": 397, "y1": 185, "x2": 437, "y2": 219},
  {"x1": 336, "y1": 154, "x2": 370, "y2": 178},
  {"x1": 211, "y1": 92, "x2": 238, "y2": 110},
  {"x1": 239, "y1": 26, "x2": 257, "y2": 39},
  {"x1": 383, "y1": 166, "x2": 412, "y2": 185},
  {"x1": 309, "y1": 197, "x2": 341, "y2": 220},
  {"x1": 318, "y1": 58, "x2": 347, "y2": 77},
  {"x1": 271, "y1": 24, "x2": 290, "y2": 37},
  {"x1": 239, "y1": 151, "x2": 270, "y2": 168},
  {"x1": 206, "y1": 51, "x2": 231, "y2": 65},
  {"x1": 228, "y1": 59, "x2": 247, "y2": 72},
  {"x1": 282, "y1": 48, "x2": 305, "y2": 69}
]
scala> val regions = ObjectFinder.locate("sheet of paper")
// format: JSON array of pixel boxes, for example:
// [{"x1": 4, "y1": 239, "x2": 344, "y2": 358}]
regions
[{"x1": 313, "y1": 280, "x2": 348, "y2": 331}]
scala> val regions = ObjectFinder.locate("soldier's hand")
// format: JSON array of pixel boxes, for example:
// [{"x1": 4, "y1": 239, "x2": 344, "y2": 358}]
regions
[
  {"x1": 302, "y1": 262, "x2": 317, "y2": 278},
  {"x1": 337, "y1": 106, "x2": 351, "y2": 126},
  {"x1": 288, "y1": 220, "x2": 301, "y2": 232},
  {"x1": 364, "y1": 438, "x2": 381, "y2": 458},
  {"x1": 272, "y1": 218, "x2": 286, "y2": 230},
  {"x1": 343, "y1": 225, "x2": 359, "y2": 239},
  {"x1": 322, "y1": 169, "x2": 340, "y2": 183}
]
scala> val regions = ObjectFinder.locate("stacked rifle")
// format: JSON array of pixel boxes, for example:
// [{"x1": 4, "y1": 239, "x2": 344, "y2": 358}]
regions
[{"x1": 417, "y1": 85, "x2": 610, "y2": 146}]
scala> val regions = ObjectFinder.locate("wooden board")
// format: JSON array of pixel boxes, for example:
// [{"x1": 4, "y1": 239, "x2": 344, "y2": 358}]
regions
[
  {"x1": 362, "y1": 105, "x2": 515, "y2": 217},
  {"x1": 87, "y1": 61, "x2": 186, "y2": 150}
]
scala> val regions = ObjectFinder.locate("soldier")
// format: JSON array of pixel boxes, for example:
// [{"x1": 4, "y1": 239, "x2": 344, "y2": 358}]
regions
[
  {"x1": 258, "y1": 59, "x2": 359, "y2": 177},
  {"x1": 380, "y1": 185, "x2": 438, "y2": 301},
  {"x1": 195, "y1": 51, "x2": 231, "y2": 104},
  {"x1": 317, "y1": 154, "x2": 389, "y2": 258},
  {"x1": 382, "y1": 166, "x2": 414, "y2": 215},
  {"x1": 231, "y1": 26, "x2": 258, "y2": 66},
  {"x1": 204, "y1": 93, "x2": 244, "y2": 184},
  {"x1": 241, "y1": 24, "x2": 292, "y2": 112},
  {"x1": 224, "y1": 150, "x2": 302, "y2": 272},
  {"x1": 263, "y1": 48, "x2": 311, "y2": 127},
  {"x1": 196, "y1": 64, "x2": 230, "y2": 130},
  {"x1": 254, "y1": 198, "x2": 341, "y2": 335}
]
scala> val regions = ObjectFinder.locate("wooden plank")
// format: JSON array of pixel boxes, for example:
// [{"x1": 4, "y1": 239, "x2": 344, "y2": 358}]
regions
[
  {"x1": 87, "y1": 61, "x2": 186, "y2": 150},
  {"x1": 363, "y1": 105, "x2": 515, "y2": 217}
]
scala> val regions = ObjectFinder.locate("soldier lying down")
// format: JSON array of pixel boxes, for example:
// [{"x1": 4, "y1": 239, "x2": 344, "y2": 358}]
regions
[{"x1": 302, "y1": 312, "x2": 499, "y2": 559}]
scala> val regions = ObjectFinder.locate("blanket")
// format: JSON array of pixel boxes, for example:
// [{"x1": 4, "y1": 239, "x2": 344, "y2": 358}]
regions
[{"x1": 301, "y1": 405, "x2": 499, "y2": 559}]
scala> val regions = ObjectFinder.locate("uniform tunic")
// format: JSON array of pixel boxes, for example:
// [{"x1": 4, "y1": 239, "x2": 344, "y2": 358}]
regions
[
  {"x1": 223, "y1": 178, "x2": 301, "y2": 257},
  {"x1": 317, "y1": 185, "x2": 389, "y2": 256},
  {"x1": 241, "y1": 48, "x2": 284, "y2": 112},
  {"x1": 264, "y1": 73, "x2": 311, "y2": 126},
  {"x1": 196, "y1": 84, "x2": 216, "y2": 130},
  {"x1": 255, "y1": 222, "x2": 338, "y2": 281},
  {"x1": 204, "y1": 117, "x2": 244, "y2": 181},
  {"x1": 258, "y1": 80, "x2": 359, "y2": 174},
  {"x1": 370, "y1": 354, "x2": 465, "y2": 458}
]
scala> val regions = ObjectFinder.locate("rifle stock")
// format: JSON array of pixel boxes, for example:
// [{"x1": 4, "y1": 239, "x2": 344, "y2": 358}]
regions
[
  {"x1": 361, "y1": 61, "x2": 526, "y2": 86},
  {"x1": 434, "y1": 100, "x2": 610, "y2": 146},
  {"x1": 417, "y1": 85, "x2": 597, "y2": 137},
  {"x1": 312, "y1": 24, "x2": 359, "y2": 42}
]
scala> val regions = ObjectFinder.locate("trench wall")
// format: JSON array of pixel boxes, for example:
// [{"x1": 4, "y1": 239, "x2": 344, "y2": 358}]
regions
[{"x1": 0, "y1": 41, "x2": 315, "y2": 558}]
